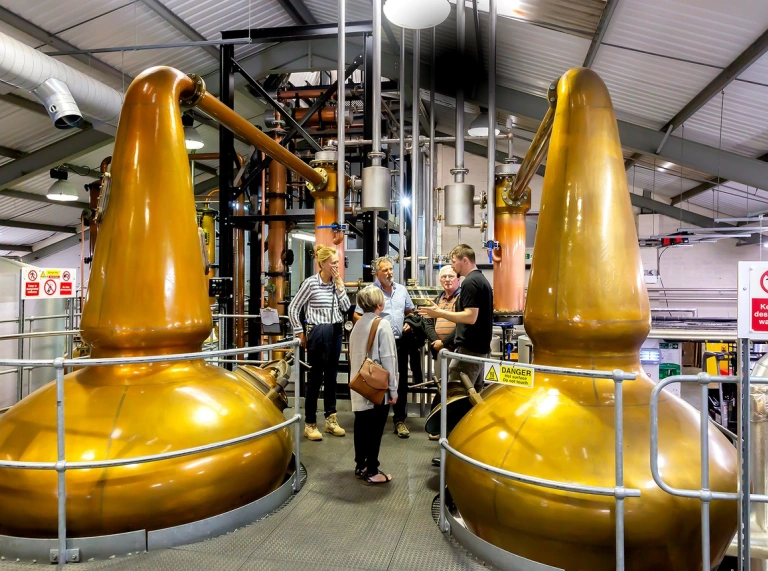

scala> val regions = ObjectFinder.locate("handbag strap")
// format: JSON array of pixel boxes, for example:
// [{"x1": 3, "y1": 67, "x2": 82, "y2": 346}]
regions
[{"x1": 365, "y1": 317, "x2": 382, "y2": 359}]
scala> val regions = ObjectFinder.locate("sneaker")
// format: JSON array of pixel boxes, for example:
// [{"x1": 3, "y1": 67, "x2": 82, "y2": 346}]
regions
[
  {"x1": 394, "y1": 422, "x2": 410, "y2": 439},
  {"x1": 304, "y1": 423, "x2": 323, "y2": 441},
  {"x1": 428, "y1": 432, "x2": 440, "y2": 441},
  {"x1": 324, "y1": 413, "x2": 346, "y2": 437}
]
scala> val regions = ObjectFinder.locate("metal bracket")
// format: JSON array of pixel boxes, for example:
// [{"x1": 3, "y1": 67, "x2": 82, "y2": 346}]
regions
[
  {"x1": 317, "y1": 222, "x2": 347, "y2": 233},
  {"x1": 49, "y1": 548, "x2": 80, "y2": 564}
]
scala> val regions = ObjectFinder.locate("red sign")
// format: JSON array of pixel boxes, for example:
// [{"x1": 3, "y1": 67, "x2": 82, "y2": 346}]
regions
[
  {"x1": 752, "y1": 298, "x2": 768, "y2": 331},
  {"x1": 25, "y1": 283, "x2": 39, "y2": 297},
  {"x1": 27, "y1": 270, "x2": 37, "y2": 281},
  {"x1": 60, "y1": 282, "x2": 72, "y2": 295}
]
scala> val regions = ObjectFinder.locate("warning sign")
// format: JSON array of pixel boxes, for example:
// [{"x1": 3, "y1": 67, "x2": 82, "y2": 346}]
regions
[
  {"x1": 20, "y1": 267, "x2": 76, "y2": 300},
  {"x1": 483, "y1": 361, "x2": 535, "y2": 388}
]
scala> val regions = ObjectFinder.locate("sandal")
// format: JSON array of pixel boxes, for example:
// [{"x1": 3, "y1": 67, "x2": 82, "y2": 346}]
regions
[
  {"x1": 354, "y1": 467, "x2": 367, "y2": 479},
  {"x1": 363, "y1": 470, "x2": 392, "y2": 485}
]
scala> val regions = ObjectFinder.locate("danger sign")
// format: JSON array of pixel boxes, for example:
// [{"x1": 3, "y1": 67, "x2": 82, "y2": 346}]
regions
[
  {"x1": 482, "y1": 361, "x2": 535, "y2": 388},
  {"x1": 20, "y1": 267, "x2": 76, "y2": 300}
]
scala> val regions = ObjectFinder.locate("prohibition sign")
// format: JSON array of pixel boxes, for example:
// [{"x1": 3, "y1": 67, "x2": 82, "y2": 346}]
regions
[
  {"x1": 762, "y1": 271, "x2": 768, "y2": 295},
  {"x1": 27, "y1": 270, "x2": 37, "y2": 281},
  {"x1": 44, "y1": 279, "x2": 57, "y2": 296},
  {"x1": 63, "y1": 271, "x2": 71, "y2": 281}
]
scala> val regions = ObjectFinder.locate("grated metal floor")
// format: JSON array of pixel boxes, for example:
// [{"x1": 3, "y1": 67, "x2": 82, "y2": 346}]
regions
[{"x1": 4, "y1": 411, "x2": 486, "y2": 571}]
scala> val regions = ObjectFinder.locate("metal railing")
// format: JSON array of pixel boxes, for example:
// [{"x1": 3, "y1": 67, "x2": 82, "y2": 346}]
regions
[
  {"x1": 436, "y1": 349, "x2": 639, "y2": 571},
  {"x1": 0, "y1": 338, "x2": 303, "y2": 565},
  {"x1": 650, "y1": 367, "x2": 766, "y2": 567}
]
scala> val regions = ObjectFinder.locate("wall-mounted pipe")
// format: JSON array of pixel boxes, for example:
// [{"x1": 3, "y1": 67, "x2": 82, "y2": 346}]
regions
[
  {"x1": 398, "y1": 28, "x2": 406, "y2": 284},
  {"x1": 371, "y1": 0, "x2": 383, "y2": 163},
  {"x1": 427, "y1": 26, "x2": 437, "y2": 287},
  {"x1": 411, "y1": 29, "x2": 421, "y2": 282},
  {"x1": 486, "y1": 0, "x2": 497, "y2": 245},
  {"x1": 337, "y1": 0, "x2": 346, "y2": 230},
  {"x1": 454, "y1": 2, "x2": 466, "y2": 184}
]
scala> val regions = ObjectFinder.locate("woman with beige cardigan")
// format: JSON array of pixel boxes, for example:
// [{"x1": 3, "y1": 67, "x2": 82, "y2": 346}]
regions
[{"x1": 349, "y1": 286, "x2": 399, "y2": 484}]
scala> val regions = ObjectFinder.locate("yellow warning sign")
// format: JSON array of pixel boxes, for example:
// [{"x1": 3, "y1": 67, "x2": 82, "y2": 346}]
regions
[{"x1": 482, "y1": 362, "x2": 535, "y2": 388}]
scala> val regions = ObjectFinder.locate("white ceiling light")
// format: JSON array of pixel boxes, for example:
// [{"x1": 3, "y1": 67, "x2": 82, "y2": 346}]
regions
[
  {"x1": 46, "y1": 169, "x2": 79, "y2": 202},
  {"x1": 467, "y1": 112, "x2": 500, "y2": 137},
  {"x1": 182, "y1": 113, "x2": 204, "y2": 150},
  {"x1": 384, "y1": 0, "x2": 450, "y2": 29}
]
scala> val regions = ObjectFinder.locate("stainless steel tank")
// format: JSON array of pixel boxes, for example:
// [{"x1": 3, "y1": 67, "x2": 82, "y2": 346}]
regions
[
  {"x1": 444, "y1": 183, "x2": 475, "y2": 227},
  {"x1": 361, "y1": 165, "x2": 390, "y2": 211}
]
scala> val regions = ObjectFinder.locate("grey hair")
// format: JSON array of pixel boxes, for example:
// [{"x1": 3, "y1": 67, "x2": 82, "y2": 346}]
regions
[
  {"x1": 371, "y1": 255, "x2": 395, "y2": 273},
  {"x1": 357, "y1": 285, "x2": 385, "y2": 312}
]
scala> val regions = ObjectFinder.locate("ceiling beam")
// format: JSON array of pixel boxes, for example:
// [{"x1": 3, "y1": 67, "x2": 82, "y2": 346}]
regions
[
  {"x1": 0, "y1": 219, "x2": 77, "y2": 234},
  {"x1": 583, "y1": 0, "x2": 621, "y2": 68},
  {"x1": 661, "y1": 28, "x2": 768, "y2": 134},
  {"x1": 629, "y1": 193, "x2": 724, "y2": 228},
  {"x1": 195, "y1": 176, "x2": 220, "y2": 195},
  {"x1": 670, "y1": 151, "x2": 768, "y2": 205},
  {"x1": 276, "y1": 0, "x2": 318, "y2": 25},
  {"x1": 0, "y1": 243, "x2": 32, "y2": 252},
  {"x1": 22, "y1": 229, "x2": 89, "y2": 262},
  {"x1": 139, "y1": 0, "x2": 220, "y2": 60},
  {"x1": 0, "y1": 93, "x2": 49, "y2": 116},
  {"x1": 0, "y1": 128, "x2": 113, "y2": 191},
  {"x1": 0, "y1": 188, "x2": 89, "y2": 210},
  {"x1": 0, "y1": 145, "x2": 25, "y2": 160},
  {"x1": 0, "y1": 6, "x2": 131, "y2": 85}
]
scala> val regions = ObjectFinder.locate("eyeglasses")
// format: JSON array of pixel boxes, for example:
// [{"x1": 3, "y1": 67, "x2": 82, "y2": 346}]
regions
[{"x1": 440, "y1": 275, "x2": 456, "y2": 281}]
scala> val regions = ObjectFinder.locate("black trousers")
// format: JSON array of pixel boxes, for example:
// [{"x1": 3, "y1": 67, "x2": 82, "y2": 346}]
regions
[
  {"x1": 392, "y1": 340, "x2": 409, "y2": 423},
  {"x1": 354, "y1": 404, "x2": 390, "y2": 474},
  {"x1": 305, "y1": 323, "x2": 343, "y2": 424}
]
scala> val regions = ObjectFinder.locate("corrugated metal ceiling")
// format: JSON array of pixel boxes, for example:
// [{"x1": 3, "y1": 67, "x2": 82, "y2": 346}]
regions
[{"x1": 1, "y1": 0, "x2": 768, "y2": 251}]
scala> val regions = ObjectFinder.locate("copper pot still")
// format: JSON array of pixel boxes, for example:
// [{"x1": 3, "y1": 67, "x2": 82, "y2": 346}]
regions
[
  {"x1": 446, "y1": 68, "x2": 738, "y2": 570},
  {"x1": 0, "y1": 67, "x2": 292, "y2": 539}
]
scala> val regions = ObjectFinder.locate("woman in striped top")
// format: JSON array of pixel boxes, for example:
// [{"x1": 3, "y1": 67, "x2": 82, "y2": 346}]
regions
[{"x1": 288, "y1": 244, "x2": 351, "y2": 441}]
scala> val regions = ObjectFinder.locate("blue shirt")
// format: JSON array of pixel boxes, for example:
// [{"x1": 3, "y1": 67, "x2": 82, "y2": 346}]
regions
[{"x1": 355, "y1": 280, "x2": 414, "y2": 339}]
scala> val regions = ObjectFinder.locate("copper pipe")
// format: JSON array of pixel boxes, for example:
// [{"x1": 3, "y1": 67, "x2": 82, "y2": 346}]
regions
[
  {"x1": 194, "y1": 89, "x2": 326, "y2": 189},
  {"x1": 492, "y1": 174, "x2": 530, "y2": 313},
  {"x1": 312, "y1": 163, "x2": 345, "y2": 279},
  {"x1": 267, "y1": 133, "x2": 288, "y2": 357},
  {"x1": 293, "y1": 107, "x2": 345, "y2": 126},
  {"x1": 260, "y1": 152, "x2": 266, "y2": 346},
  {"x1": 510, "y1": 93, "x2": 556, "y2": 200}
]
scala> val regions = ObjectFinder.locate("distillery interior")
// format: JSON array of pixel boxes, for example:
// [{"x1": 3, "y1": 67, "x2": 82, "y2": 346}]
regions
[{"x1": 2, "y1": 0, "x2": 768, "y2": 569}]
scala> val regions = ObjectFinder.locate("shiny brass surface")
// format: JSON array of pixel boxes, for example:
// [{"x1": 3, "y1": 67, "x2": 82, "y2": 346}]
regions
[
  {"x1": 492, "y1": 176, "x2": 530, "y2": 313},
  {"x1": 446, "y1": 68, "x2": 738, "y2": 570},
  {"x1": 510, "y1": 88, "x2": 556, "y2": 201},
  {"x1": 0, "y1": 67, "x2": 292, "y2": 538}
]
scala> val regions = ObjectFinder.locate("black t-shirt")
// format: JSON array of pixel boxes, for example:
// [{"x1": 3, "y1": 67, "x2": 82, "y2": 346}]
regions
[{"x1": 454, "y1": 269, "x2": 493, "y2": 354}]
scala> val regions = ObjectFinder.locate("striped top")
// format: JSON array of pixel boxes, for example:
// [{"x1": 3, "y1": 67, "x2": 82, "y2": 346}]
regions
[
  {"x1": 288, "y1": 273, "x2": 351, "y2": 334},
  {"x1": 434, "y1": 288, "x2": 460, "y2": 339}
]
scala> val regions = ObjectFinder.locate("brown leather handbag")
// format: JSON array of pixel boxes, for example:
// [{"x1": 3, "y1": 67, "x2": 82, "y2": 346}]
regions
[{"x1": 349, "y1": 318, "x2": 390, "y2": 405}]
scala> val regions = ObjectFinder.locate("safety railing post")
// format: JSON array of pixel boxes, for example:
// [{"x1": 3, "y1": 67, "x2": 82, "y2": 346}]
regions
[
  {"x1": 613, "y1": 370, "x2": 626, "y2": 571},
  {"x1": 698, "y1": 372, "x2": 712, "y2": 568},
  {"x1": 739, "y1": 337, "x2": 751, "y2": 570},
  {"x1": 54, "y1": 357, "x2": 67, "y2": 565},
  {"x1": 438, "y1": 349, "x2": 449, "y2": 533},
  {"x1": 292, "y1": 339, "x2": 302, "y2": 493},
  {"x1": 16, "y1": 282, "x2": 24, "y2": 403}
]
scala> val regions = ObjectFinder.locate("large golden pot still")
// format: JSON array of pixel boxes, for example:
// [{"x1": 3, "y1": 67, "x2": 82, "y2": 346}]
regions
[
  {"x1": 446, "y1": 68, "x2": 738, "y2": 570},
  {"x1": 0, "y1": 67, "x2": 292, "y2": 538}
]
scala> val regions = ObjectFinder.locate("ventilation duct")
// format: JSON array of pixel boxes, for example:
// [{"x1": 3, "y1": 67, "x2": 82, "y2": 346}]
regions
[{"x1": 0, "y1": 31, "x2": 123, "y2": 128}]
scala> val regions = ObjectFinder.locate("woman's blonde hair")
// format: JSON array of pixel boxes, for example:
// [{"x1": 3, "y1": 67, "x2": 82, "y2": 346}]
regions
[
  {"x1": 314, "y1": 244, "x2": 337, "y2": 266},
  {"x1": 357, "y1": 285, "x2": 385, "y2": 313}
]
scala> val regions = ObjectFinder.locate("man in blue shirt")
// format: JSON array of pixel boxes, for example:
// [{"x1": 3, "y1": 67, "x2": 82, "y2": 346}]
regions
[{"x1": 354, "y1": 256, "x2": 415, "y2": 438}]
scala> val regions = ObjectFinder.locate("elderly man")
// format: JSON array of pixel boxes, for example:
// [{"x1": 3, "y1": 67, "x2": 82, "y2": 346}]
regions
[
  {"x1": 354, "y1": 256, "x2": 415, "y2": 438},
  {"x1": 418, "y1": 244, "x2": 493, "y2": 393},
  {"x1": 424, "y1": 265, "x2": 461, "y2": 355}
]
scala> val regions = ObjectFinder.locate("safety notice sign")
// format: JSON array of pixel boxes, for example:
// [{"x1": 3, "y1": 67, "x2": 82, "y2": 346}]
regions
[
  {"x1": 20, "y1": 268, "x2": 76, "y2": 300},
  {"x1": 482, "y1": 361, "x2": 535, "y2": 388}
]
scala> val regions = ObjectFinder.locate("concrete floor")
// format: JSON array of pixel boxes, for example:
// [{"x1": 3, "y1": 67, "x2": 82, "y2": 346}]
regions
[{"x1": 4, "y1": 411, "x2": 486, "y2": 570}]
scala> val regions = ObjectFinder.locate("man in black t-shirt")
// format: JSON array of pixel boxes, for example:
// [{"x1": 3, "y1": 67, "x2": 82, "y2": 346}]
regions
[{"x1": 418, "y1": 244, "x2": 493, "y2": 391}]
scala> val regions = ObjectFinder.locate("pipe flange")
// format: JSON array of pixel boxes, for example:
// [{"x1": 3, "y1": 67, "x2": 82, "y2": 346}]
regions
[
  {"x1": 367, "y1": 150, "x2": 386, "y2": 161},
  {"x1": 181, "y1": 74, "x2": 206, "y2": 107},
  {"x1": 305, "y1": 167, "x2": 329, "y2": 193},
  {"x1": 501, "y1": 180, "x2": 529, "y2": 207},
  {"x1": 450, "y1": 167, "x2": 469, "y2": 177}
]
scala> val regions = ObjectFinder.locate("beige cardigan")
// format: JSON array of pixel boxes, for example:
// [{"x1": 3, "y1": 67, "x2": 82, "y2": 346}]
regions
[{"x1": 348, "y1": 312, "x2": 399, "y2": 411}]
